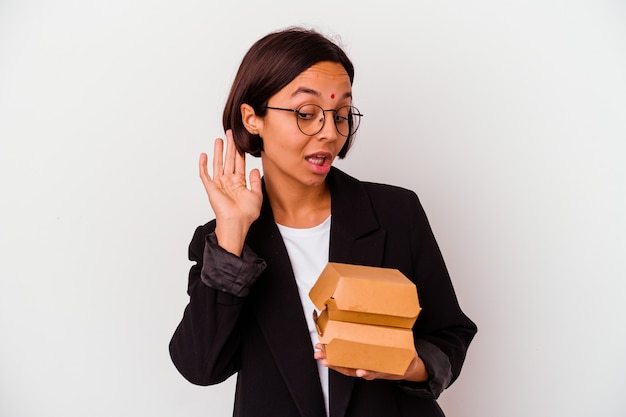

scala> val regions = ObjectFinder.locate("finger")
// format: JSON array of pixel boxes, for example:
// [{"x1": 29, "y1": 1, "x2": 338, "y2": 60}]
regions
[
  {"x1": 199, "y1": 153, "x2": 216, "y2": 195},
  {"x1": 223, "y1": 130, "x2": 236, "y2": 174},
  {"x1": 356, "y1": 369, "x2": 371, "y2": 379},
  {"x1": 235, "y1": 146, "x2": 246, "y2": 176},
  {"x1": 213, "y1": 138, "x2": 224, "y2": 178},
  {"x1": 326, "y1": 364, "x2": 377, "y2": 380},
  {"x1": 249, "y1": 168, "x2": 262, "y2": 196},
  {"x1": 199, "y1": 152, "x2": 211, "y2": 184},
  {"x1": 232, "y1": 136, "x2": 246, "y2": 176},
  {"x1": 327, "y1": 365, "x2": 357, "y2": 377}
]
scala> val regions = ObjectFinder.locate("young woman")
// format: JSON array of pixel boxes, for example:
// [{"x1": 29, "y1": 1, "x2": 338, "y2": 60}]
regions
[{"x1": 169, "y1": 27, "x2": 477, "y2": 417}]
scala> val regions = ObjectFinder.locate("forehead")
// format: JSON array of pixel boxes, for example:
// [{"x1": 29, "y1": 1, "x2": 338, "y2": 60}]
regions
[
  {"x1": 296, "y1": 61, "x2": 350, "y2": 82},
  {"x1": 282, "y1": 62, "x2": 352, "y2": 98}
]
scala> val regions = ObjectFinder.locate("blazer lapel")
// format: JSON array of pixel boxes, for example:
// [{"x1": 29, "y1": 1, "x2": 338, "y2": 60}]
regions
[
  {"x1": 326, "y1": 168, "x2": 386, "y2": 417},
  {"x1": 247, "y1": 193, "x2": 327, "y2": 417},
  {"x1": 327, "y1": 168, "x2": 386, "y2": 266}
]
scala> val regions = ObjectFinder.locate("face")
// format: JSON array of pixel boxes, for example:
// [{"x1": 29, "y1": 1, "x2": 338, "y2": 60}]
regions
[{"x1": 247, "y1": 61, "x2": 352, "y2": 190}]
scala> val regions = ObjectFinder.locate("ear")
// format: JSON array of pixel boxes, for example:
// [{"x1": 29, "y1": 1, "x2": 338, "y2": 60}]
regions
[{"x1": 241, "y1": 104, "x2": 262, "y2": 135}]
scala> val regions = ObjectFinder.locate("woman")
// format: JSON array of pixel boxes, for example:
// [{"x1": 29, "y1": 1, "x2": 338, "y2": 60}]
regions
[{"x1": 169, "y1": 27, "x2": 477, "y2": 417}]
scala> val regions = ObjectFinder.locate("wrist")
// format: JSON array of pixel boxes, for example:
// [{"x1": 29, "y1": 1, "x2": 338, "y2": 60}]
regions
[
  {"x1": 403, "y1": 353, "x2": 429, "y2": 382},
  {"x1": 214, "y1": 222, "x2": 250, "y2": 256}
]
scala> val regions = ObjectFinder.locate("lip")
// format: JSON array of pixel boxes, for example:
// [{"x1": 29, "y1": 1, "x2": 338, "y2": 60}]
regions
[{"x1": 305, "y1": 151, "x2": 333, "y2": 175}]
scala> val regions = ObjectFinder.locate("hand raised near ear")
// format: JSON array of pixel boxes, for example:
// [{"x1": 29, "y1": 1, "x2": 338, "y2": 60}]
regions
[{"x1": 199, "y1": 129, "x2": 262, "y2": 256}]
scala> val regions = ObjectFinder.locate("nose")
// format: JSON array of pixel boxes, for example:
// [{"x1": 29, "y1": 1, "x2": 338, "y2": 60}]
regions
[{"x1": 317, "y1": 110, "x2": 339, "y2": 141}]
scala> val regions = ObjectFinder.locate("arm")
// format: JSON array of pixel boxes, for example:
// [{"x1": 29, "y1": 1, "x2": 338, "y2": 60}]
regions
[
  {"x1": 398, "y1": 191, "x2": 477, "y2": 398},
  {"x1": 314, "y1": 189, "x2": 476, "y2": 397},
  {"x1": 169, "y1": 130, "x2": 266, "y2": 385},
  {"x1": 169, "y1": 225, "x2": 265, "y2": 385}
]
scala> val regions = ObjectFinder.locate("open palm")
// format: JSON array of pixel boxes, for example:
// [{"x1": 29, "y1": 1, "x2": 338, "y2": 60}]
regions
[{"x1": 199, "y1": 130, "x2": 262, "y2": 255}]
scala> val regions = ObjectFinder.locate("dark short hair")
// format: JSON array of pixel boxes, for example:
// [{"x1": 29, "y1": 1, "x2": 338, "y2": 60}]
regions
[{"x1": 222, "y1": 27, "x2": 356, "y2": 158}]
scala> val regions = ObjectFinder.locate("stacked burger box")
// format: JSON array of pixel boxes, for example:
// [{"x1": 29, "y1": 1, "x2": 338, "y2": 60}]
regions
[{"x1": 309, "y1": 262, "x2": 421, "y2": 375}]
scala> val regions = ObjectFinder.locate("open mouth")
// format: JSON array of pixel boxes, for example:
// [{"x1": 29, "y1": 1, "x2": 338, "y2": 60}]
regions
[{"x1": 305, "y1": 154, "x2": 329, "y2": 166}]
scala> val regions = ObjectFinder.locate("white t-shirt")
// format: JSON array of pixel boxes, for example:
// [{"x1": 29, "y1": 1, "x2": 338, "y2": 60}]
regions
[{"x1": 276, "y1": 215, "x2": 331, "y2": 417}]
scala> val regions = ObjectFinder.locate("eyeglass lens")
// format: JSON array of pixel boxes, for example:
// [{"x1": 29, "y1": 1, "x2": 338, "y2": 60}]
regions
[{"x1": 295, "y1": 104, "x2": 361, "y2": 137}]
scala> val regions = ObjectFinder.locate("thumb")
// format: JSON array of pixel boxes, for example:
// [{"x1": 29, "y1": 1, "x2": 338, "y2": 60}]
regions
[{"x1": 249, "y1": 168, "x2": 262, "y2": 195}]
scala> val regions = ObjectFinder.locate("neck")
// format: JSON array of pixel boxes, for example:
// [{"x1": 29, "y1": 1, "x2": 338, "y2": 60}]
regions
[{"x1": 264, "y1": 175, "x2": 331, "y2": 228}]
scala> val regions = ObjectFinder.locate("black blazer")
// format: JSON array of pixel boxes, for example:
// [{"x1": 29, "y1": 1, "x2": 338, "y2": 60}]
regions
[{"x1": 170, "y1": 167, "x2": 477, "y2": 417}]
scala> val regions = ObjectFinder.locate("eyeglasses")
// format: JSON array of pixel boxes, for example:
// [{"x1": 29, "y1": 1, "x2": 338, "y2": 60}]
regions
[{"x1": 265, "y1": 104, "x2": 363, "y2": 137}]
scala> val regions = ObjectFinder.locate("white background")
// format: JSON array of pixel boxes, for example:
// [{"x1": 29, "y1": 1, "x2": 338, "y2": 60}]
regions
[{"x1": 1, "y1": 1, "x2": 625, "y2": 416}]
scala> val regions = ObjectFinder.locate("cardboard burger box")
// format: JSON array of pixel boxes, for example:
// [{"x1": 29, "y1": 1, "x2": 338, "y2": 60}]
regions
[{"x1": 309, "y1": 262, "x2": 421, "y2": 375}]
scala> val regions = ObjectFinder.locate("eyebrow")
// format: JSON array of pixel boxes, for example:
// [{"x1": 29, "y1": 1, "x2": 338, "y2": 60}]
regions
[{"x1": 290, "y1": 87, "x2": 352, "y2": 100}]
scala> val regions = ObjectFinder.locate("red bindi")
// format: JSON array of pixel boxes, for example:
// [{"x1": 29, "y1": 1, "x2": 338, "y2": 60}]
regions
[{"x1": 330, "y1": 93, "x2": 335, "y2": 99}]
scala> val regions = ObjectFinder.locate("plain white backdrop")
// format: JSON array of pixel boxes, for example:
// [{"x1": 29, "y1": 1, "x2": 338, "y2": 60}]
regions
[{"x1": 1, "y1": 1, "x2": 625, "y2": 416}]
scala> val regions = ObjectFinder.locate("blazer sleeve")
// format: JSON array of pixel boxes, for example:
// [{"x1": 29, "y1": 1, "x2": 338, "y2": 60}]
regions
[
  {"x1": 399, "y1": 191, "x2": 477, "y2": 399},
  {"x1": 169, "y1": 222, "x2": 266, "y2": 386}
]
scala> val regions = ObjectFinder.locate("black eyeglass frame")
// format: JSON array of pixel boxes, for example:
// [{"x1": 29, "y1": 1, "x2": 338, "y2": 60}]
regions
[{"x1": 265, "y1": 104, "x2": 363, "y2": 137}]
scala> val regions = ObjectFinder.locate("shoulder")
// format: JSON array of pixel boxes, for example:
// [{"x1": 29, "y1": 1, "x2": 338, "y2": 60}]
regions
[
  {"x1": 330, "y1": 167, "x2": 420, "y2": 208},
  {"x1": 362, "y1": 180, "x2": 418, "y2": 201},
  {"x1": 362, "y1": 181, "x2": 423, "y2": 223}
]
